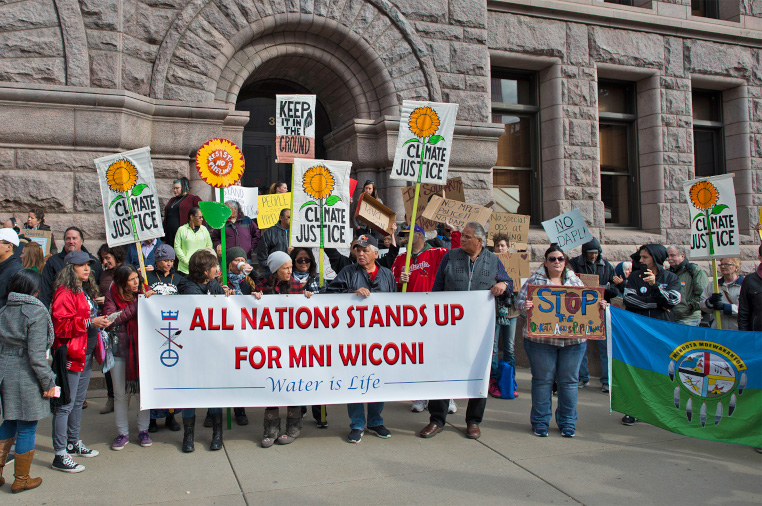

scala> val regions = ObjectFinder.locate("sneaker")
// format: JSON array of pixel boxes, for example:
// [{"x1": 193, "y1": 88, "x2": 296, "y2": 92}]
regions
[
  {"x1": 347, "y1": 429, "x2": 363, "y2": 443},
  {"x1": 67, "y1": 440, "x2": 99, "y2": 458},
  {"x1": 488, "y1": 378, "x2": 501, "y2": 398},
  {"x1": 601, "y1": 383, "x2": 610, "y2": 393},
  {"x1": 316, "y1": 420, "x2": 328, "y2": 429},
  {"x1": 111, "y1": 434, "x2": 129, "y2": 451},
  {"x1": 578, "y1": 380, "x2": 589, "y2": 389},
  {"x1": 411, "y1": 400, "x2": 427, "y2": 412},
  {"x1": 533, "y1": 427, "x2": 548, "y2": 437},
  {"x1": 367, "y1": 425, "x2": 391, "y2": 438},
  {"x1": 448, "y1": 399, "x2": 458, "y2": 414},
  {"x1": 621, "y1": 415, "x2": 636, "y2": 426},
  {"x1": 561, "y1": 427, "x2": 576, "y2": 438},
  {"x1": 138, "y1": 431, "x2": 153, "y2": 447},
  {"x1": 52, "y1": 454, "x2": 85, "y2": 473}
]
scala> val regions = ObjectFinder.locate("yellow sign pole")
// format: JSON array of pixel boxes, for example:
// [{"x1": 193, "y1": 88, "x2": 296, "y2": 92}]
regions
[{"x1": 401, "y1": 182, "x2": 421, "y2": 293}]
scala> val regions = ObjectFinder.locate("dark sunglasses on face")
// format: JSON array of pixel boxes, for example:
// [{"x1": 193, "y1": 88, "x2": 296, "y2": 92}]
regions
[
  {"x1": 547, "y1": 256, "x2": 565, "y2": 263},
  {"x1": 296, "y1": 258, "x2": 311, "y2": 264}
]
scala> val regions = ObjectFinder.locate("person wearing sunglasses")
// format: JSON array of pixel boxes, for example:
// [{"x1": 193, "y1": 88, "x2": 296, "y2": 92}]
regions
[
  {"x1": 517, "y1": 244, "x2": 606, "y2": 438},
  {"x1": 700, "y1": 258, "x2": 743, "y2": 331}
]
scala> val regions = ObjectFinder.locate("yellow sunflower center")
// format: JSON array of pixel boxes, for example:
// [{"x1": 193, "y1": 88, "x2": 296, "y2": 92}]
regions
[
  {"x1": 303, "y1": 165, "x2": 335, "y2": 200},
  {"x1": 408, "y1": 106, "x2": 440, "y2": 138},
  {"x1": 106, "y1": 159, "x2": 138, "y2": 193}
]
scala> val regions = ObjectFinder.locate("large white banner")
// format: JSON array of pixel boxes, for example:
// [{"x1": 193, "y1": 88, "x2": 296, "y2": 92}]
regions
[
  {"x1": 290, "y1": 158, "x2": 352, "y2": 248},
  {"x1": 95, "y1": 147, "x2": 164, "y2": 247},
  {"x1": 276, "y1": 94, "x2": 316, "y2": 163},
  {"x1": 682, "y1": 174, "x2": 740, "y2": 260},
  {"x1": 391, "y1": 100, "x2": 459, "y2": 185},
  {"x1": 138, "y1": 292, "x2": 494, "y2": 409},
  {"x1": 224, "y1": 185, "x2": 258, "y2": 218}
]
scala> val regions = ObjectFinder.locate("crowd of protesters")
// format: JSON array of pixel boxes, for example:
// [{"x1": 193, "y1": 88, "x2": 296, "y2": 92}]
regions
[{"x1": 0, "y1": 175, "x2": 761, "y2": 492}]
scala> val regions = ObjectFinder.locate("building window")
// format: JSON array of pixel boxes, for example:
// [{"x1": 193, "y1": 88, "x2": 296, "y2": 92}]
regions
[
  {"x1": 598, "y1": 80, "x2": 638, "y2": 226},
  {"x1": 691, "y1": 0, "x2": 720, "y2": 18},
  {"x1": 603, "y1": 0, "x2": 633, "y2": 5},
  {"x1": 692, "y1": 90, "x2": 724, "y2": 177},
  {"x1": 491, "y1": 71, "x2": 540, "y2": 221}
]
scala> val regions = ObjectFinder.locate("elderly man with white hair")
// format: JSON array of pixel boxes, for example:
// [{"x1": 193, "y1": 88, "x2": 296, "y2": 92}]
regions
[{"x1": 419, "y1": 222, "x2": 512, "y2": 441}]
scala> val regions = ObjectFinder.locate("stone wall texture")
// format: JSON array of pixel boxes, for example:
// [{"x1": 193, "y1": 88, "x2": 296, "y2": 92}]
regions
[{"x1": 0, "y1": 0, "x2": 759, "y2": 265}]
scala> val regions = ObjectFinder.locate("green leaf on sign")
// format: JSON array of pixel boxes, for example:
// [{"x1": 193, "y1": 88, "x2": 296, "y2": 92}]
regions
[
  {"x1": 403, "y1": 138, "x2": 421, "y2": 146},
  {"x1": 131, "y1": 184, "x2": 148, "y2": 196},
  {"x1": 711, "y1": 204, "x2": 728, "y2": 215},
  {"x1": 300, "y1": 200, "x2": 317, "y2": 211},
  {"x1": 428, "y1": 135, "x2": 443, "y2": 145},
  {"x1": 325, "y1": 195, "x2": 342, "y2": 206},
  {"x1": 198, "y1": 201, "x2": 231, "y2": 229},
  {"x1": 692, "y1": 213, "x2": 703, "y2": 223},
  {"x1": 109, "y1": 195, "x2": 124, "y2": 208}
]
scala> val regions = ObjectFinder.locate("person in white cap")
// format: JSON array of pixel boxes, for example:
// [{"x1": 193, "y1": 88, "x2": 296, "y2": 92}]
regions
[{"x1": 0, "y1": 228, "x2": 23, "y2": 309}]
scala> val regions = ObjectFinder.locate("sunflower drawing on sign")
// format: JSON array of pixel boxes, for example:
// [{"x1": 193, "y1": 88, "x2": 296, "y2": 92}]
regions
[
  {"x1": 107, "y1": 158, "x2": 150, "y2": 238},
  {"x1": 300, "y1": 164, "x2": 341, "y2": 247},
  {"x1": 689, "y1": 180, "x2": 727, "y2": 256},
  {"x1": 403, "y1": 106, "x2": 443, "y2": 183}
]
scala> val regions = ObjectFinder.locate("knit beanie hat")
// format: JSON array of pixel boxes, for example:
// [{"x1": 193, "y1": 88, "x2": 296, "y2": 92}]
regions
[
  {"x1": 226, "y1": 246, "x2": 246, "y2": 261},
  {"x1": 267, "y1": 251, "x2": 292, "y2": 273}
]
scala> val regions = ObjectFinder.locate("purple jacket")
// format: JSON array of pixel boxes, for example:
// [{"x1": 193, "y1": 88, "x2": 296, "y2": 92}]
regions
[{"x1": 211, "y1": 216, "x2": 261, "y2": 261}]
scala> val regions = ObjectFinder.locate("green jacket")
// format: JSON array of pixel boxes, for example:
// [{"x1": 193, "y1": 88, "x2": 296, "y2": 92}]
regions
[
  {"x1": 174, "y1": 224, "x2": 212, "y2": 274},
  {"x1": 671, "y1": 260, "x2": 709, "y2": 322}
]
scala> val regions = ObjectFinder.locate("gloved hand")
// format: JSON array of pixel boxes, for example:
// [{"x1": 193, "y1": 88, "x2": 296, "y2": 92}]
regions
[{"x1": 707, "y1": 293, "x2": 723, "y2": 309}]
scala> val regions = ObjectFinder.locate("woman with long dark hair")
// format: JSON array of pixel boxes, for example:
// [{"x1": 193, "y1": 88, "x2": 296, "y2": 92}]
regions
[
  {"x1": 253, "y1": 251, "x2": 314, "y2": 447},
  {"x1": 163, "y1": 177, "x2": 201, "y2": 251},
  {"x1": 290, "y1": 247, "x2": 320, "y2": 293},
  {"x1": 50, "y1": 251, "x2": 111, "y2": 472},
  {"x1": 23, "y1": 208, "x2": 57, "y2": 254},
  {"x1": 516, "y1": 244, "x2": 606, "y2": 438},
  {"x1": 0, "y1": 270, "x2": 57, "y2": 492},
  {"x1": 103, "y1": 264, "x2": 156, "y2": 450}
]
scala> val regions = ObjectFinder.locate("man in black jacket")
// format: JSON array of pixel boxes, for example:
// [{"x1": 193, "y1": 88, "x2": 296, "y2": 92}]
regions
[
  {"x1": 256, "y1": 208, "x2": 290, "y2": 270},
  {"x1": 738, "y1": 244, "x2": 762, "y2": 332},
  {"x1": 40, "y1": 227, "x2": 102, "y2": 307},
  {"x1": 0, "y1": 228, "x2": 23, "y2": 309},
  {"x1": 569, "y1": 238, "x2": 618, "y2": 391},
  {"x1": 327, "y1": 235, "x2": 396, "y2": 443}
]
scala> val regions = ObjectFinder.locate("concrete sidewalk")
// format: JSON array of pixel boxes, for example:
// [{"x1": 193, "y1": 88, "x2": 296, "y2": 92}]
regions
[{"x1": 2, "y1": 370, "x2": 759, "y2": 505}]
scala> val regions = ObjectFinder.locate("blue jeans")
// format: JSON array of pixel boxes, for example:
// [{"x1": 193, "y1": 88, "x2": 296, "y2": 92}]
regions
[
  {"x1": 182, "y1": 408, "x2": 221, "y2": 419},
  {"x1": 524, "y1": 339, "x2": 586, "y2": 431},
  {"x1": 491, "y1": 317, "x2": 517, "y2": 378},
  {"x1": 578, "y1": 338, "x2": 609, "y2": 385},
  {"x1": 347, "y1": 403, "x2": 384, "y2": 430},
  {"x1": 0, "y1": 420, "x2": 38, "y2": 454}
]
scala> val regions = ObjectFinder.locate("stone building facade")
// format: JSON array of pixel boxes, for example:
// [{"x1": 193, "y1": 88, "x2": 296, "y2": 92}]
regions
[{"x1": 0, "y1": 0, "x2": 760, "y2": 265}]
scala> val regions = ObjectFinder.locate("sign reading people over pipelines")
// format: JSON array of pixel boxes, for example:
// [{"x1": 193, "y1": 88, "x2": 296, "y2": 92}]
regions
[
  {"x1": 609, "y1": 307, "x2": 762, "y2": 447},
  {"x1": 95, "y1": 147, "x2": 164, "y2": 247},
  {"x1": 525, "y1": 285, "x2": 605, "y2": 339},
  {"x1": 541, "y1": 208, "x2": 593, "y2": 252},
  {"x1": 138, "y1": 292, "x2": 495, "y2": 408},
  {"x1": 291, "y1": 158, "x2": 352, "y2": 248},
  {"x1": 257, "y1": 192, "x2": 291, "y2": 229},
  {"x1": 682, "y1": 174, "x2": 740, "y2": 260},
  {"x1": 391, "y1": 101, "x2": 459, "y2": 185},
  {"x1": 400, "y1": 177, "x2": 465, "y2": 231},
  {"x1": 276, "y1": 95, "x2": 316, "y2": 163}
]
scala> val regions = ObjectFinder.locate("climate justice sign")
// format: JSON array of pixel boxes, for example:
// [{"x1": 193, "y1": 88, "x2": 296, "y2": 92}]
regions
[
  {"x1": 276, "y1": 95, "x2": 316, "y2": 163},
  {"x1": 138, "y1": 292, "x2": 495, "y2": 408},
  {"x1": 682, "y1": 175, "x2": 740, "y2": 260}
]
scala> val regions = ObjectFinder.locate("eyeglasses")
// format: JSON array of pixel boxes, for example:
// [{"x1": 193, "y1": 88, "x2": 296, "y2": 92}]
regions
[
  {"x1": 295, "y1": 258, "x2": 311, "y2": 264},
  {"x1": 719, "y1": 263, "x2": 734, "y2": 268},
  {"x1": 547, "y1": 256, "x2": 565, "y2": 263}
]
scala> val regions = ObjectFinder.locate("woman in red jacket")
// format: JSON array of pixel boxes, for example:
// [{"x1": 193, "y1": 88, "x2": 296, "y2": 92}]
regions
[
  {"x1": 103, "y1": 264, "x2": 156, "y2": 451},
  {"x1": 50, "y1": 251, "x2": 111, "y2": 473}
]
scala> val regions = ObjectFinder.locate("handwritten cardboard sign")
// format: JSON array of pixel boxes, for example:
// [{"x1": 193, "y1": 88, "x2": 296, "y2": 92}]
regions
[
  {"x1": 224, "y1": 185, "x2": 258, "y2": 218},
  {"x1": 275, "y1": 95, "x2": 316, "y2": 163},
  {"x1": 541, "y1": 208, "x2": 592, "y2": 252},
  {"x1": 421, "y1": 195, "x2": 492, "y2": 231},
  {"x1": 526, "y1": 285, "x2": 605, "y2": 340},
  {"x1": 496, "y1": 252, "x2": 530, "y2": 292},
  {"x1": 257, "y1": 192, "x2": 291, "y2": 229},
  {"x1": 401, "y1": 177, "x2": 465, "y2": 231},
  {"x1": 354, "y1": 193, "x2": 396, "y2": 237},
  {"x1": 578, "y1": 273, "x2": 600, "y2": 287},
  {"x1": 23, "y1": 229, "x2": 53, "y2": 256},
  {"x1": 488, "y1": 213, "x2": 529, "y2": 249}
]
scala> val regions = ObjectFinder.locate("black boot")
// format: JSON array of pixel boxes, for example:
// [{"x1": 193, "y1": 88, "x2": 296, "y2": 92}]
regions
[
  {"x1": 182, "y1": 417, "x2": 195, "y2": 453},
  {"x1": 148, "y1": 418, "x2": 158, "y2": 433},
  {"x1": 210, "y1": 413, "x2": 223, "y2": 451},
  {"x1": 203, "y1": 410, "x2": 213, "y2": 428},
  {"x1": 166, "y1": 414, "x2": 180, "y2": 431},
  {"x1": 234, "y1": 408, "x2": 248, "y2": 426}
]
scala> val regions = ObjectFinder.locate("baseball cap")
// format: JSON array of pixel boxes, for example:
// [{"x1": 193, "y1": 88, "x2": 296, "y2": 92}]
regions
[
  {"x1": 402, "y1": 224, "x2": 425, "y2": 236},
  {"x1": 65, "y1": 250, "x2": 95, "y2": 266},
  {"x1": 0, "y1": 228, "x2": 19, "y2": 247},
  {"x1": 154, "y1": 244, "x2": 176, "y2": 261},
  {"x1": 353, "y1": 234, "x2": 378, "y2": 249}
]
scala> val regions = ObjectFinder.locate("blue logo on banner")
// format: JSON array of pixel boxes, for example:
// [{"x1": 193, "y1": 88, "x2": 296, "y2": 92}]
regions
[{"x1": 157, "y1": 310, "x2": 182, "y2": 367}]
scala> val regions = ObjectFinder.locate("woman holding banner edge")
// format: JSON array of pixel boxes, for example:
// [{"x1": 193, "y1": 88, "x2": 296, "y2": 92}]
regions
[{"x1": 517, "y1": 244, "x2": 607, "y2": 438}]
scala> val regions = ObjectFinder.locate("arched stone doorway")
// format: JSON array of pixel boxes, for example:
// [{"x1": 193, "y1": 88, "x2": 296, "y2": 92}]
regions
[{"x1": 235, "y1": 79, "x2": 331, "y2": 195}]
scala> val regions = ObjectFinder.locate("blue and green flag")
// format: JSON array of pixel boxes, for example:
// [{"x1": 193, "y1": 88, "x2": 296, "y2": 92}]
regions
[{"x1": 610, "y1": 307, "x2": 761, "y2": 447}]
